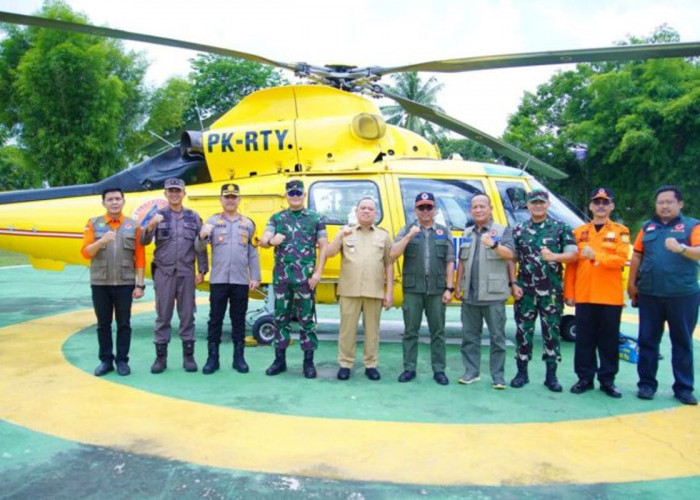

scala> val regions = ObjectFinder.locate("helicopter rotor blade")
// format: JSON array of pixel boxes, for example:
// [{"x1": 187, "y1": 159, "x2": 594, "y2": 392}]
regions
[
  {"x1": 0, "y1": 11, "x2": 300, "y2": 73},
  {"x1": 380, "y1": 87, "x2": 567, "y2": 180},
  {"x1": 373, "y1": 42, "x2": 700, "y2": 76}
]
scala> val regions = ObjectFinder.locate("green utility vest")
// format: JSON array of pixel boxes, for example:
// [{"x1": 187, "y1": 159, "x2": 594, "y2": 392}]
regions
[
  {"x1": 89, "y1": 216, "x2": 138, "y2": 286},
  {"x1": 402, "y1": 224, "x2": 450, "y2": 295},
  {"x1": 458, "y1": 222, "x2": 510, "y2": 302}
]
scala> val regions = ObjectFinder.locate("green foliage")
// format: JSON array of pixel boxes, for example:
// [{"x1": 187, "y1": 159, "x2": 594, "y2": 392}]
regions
[
  {"x1": 184, "y1": 54, "x2": 284, "y2": 124},
  {"x1": 435, "y1": 136, "x2": 497, "y2": 163},
  {"x1": 0, "y1": 146, "x2": 40, "y2": 190},
  {"x1": 0, "y1": 0, "x2": 147, "y2": 187},
  {"x1": 503, "y1": 25, "x2": 700, "y2": 231},
  {"x1": 380, "y1": 72, "x2": 445, "y2": 141}
]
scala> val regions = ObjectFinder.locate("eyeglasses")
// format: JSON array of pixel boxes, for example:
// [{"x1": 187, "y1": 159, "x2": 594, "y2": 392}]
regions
[
  {"x1": 417, "y1": 205, "x2": 434, "y2": 212},
  {"x1": 287, "y1": 189, "x2": 304, "y2": 197},
  {"x1": 591, "y1": 199, "x2": 611, "y2": 206}
]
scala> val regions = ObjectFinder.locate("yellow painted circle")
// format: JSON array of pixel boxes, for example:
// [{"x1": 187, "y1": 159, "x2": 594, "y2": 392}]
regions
[{"x1": 0, "y1": 303, "x2": 699, "y2": 486}]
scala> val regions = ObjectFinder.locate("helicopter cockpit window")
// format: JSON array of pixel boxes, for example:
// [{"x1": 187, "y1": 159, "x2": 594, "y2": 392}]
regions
[
  {"x1": 399, "y1": 178, "x2": 484, "y2": 231},
  {"x1": 307, "y1": 180, "x2": 382, "y2": 225}
]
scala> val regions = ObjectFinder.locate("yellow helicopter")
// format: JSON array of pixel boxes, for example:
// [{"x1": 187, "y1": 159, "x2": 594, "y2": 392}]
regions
[{"x1": 1, "y1": 12, "x2": 699, "y2": 343}]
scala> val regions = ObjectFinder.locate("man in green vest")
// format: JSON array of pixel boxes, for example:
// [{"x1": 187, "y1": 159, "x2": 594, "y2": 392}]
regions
[
  {"x1": 455, "y1": 193, "x2": 515, "y2": 389},
  {"x1": 391, "y1": 192, "x2": 455, "y2": 385}
]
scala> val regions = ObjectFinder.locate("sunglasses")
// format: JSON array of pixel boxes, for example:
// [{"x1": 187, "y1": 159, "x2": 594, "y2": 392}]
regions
[
  {"x1": 223, "y1": 194, "x2": 239, "y2": 200},
  {"x1": 287, "y1": 189, "x2": 304, "y2": 197},
  {"x1": 417, "y1": 205, "x2": 434, "y2": 212},
  {"x1": 591, "y1": 199, "x2": 611, "y2": 206}
]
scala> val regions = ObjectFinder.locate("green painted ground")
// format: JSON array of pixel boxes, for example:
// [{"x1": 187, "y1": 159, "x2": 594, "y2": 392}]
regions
[{"x1": 1, "y1": 265, "x2": 699, "y2": 499}]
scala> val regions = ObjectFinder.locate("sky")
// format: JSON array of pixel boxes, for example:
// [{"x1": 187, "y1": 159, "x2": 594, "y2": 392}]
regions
[{"x1": 1, "y1": 0, "x2": 700, "y2": 137}]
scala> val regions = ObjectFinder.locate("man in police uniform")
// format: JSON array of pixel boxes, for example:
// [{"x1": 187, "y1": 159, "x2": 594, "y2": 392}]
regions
[
  {"x1": 455, "y1": 193, "x2": 515, "y2": 389},
  {"x1": 628, "y1": 185, "x2": 700, "y2": 405},
  {"x1": 81, "y1": 188, "x2": 146, "y2": 376},
  {"x1": 390, "y1": 192, "x2": 455, "y2": 385},
  {"x1": 259, "y1": 179, "x2": 328, "y2": 378},
  {"x1": 141, "y1": 178, "x2": 208, "y2": 373},
  {"x1": 511, "y1": 189, "x2": 578, "y2": 392},
  {"x1": 564, "y1": 187, "x2": 630, "y2": 398},
  {"x1": 196, "y1": 183, "x2": 261, "y2": 375},
  {"x1": 326, "y1": 196, "x2": 393, "y2": 381}
]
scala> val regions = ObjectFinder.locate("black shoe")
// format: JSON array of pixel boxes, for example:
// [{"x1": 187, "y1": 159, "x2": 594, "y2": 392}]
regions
[
  {"x1": 570, "y1": 379, "x2": 594, "y2": 394},
  {"x1": 674, "y1": 392, "x2": 698, "y2": 405},
  {"x1": 94, "y1": 361, "x2": 114, "y2": 377},
  {"x1": 637, "y1": 386, "x2": 655, "y2": 400},
  {"x1": 398, "y1": 370, "x2": 416, "y2": 383},
  {"x1": 265, "y1": 348, "x2": 287, "y2": 376},
  {"x1": 303, "y1": 350, "x2": 317, "y2": 379},
  {"x1": 365, "y1": 368, "x2": 381, "y2": 381},
  {"x1": 115, "y1": 361, "x2": 130, "y2": 376},
  {"x1": 433, "y1": 371, "x2": 449, "y2": 385},
  {"x1": 510, "y1": 359, "x2": 529, "y2": 388},
  {"x1": 600, "y1": 382, "x2": 622, "y2": 398},
  {"x1": 544, "y1": 363, "x2": 562, "y2": 393},
  {"x1": 337, "y1": 367, "x2": 351, "y2": 380}
]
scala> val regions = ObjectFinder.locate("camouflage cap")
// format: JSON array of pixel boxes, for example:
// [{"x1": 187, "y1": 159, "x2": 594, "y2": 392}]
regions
[
  {"x1": 527, "y1": 190, "x2": 549, "y2": 202},
  {"x1": 285, "y1": 179, "x2": 304, "y2": 193}
]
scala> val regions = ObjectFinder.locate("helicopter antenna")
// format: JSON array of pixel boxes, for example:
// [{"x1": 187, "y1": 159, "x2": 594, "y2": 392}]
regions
[
  {"x1": 147, "y1": 130, "x2": 176, "y2": 148},
  {"x1": 194, "y1": 100, "x2": 205, "y2": 131}
]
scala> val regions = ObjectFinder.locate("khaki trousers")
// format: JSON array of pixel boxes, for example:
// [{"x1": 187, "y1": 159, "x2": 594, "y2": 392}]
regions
[{"x1": 338, "y1": 296, "x2": 383, "y2": 368}]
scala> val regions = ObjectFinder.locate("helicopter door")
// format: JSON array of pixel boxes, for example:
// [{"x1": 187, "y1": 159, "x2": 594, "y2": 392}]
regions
[{"x1": 494, "y1": 180, "x2": 530, "y2": 228}]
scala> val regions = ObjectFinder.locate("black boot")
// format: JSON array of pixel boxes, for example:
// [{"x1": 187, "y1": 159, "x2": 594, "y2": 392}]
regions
[
  {"x1": 265, "y1": 348, "x2": 287, "y2": 376},
  {"x1": 544, "y1": 362, "x2": 563, "y2": 392},
  {"x1": 150, "y1": 343, "x2": 168, "y2": 374},
  {"x1": 510, "y1": 359, "x2": 529, "y2": 388},
  {"x1": 202, "y1": 342, "x2": 220, "y2": 375},
  {"x1": 303, "y1": 349, "x2": 317, "y2": 379},
  {"x1": 182, "y1": 340, "x2": 198, "y2": 372},
  {"x1": 233, "y1": 341, "x2": 249, "y2": 373}
]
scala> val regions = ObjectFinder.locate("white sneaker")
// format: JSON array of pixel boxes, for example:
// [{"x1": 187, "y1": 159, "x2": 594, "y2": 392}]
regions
[{"x1": 458, "y1": 375, "x2": 481, "y2": 385}]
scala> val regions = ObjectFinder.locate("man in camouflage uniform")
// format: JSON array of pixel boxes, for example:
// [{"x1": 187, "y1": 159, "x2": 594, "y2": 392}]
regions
[
  {"x1": 259, "y1": 179, "x2": 328, "y2": 378},
  {"x1": 511, "y1": 189, "x2": 578, "y2": 392}
]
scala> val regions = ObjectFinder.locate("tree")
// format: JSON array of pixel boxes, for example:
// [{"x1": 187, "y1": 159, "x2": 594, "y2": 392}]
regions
[
  {"x1": 380, "y1": 72, "x2": 445, "y2": 141},
  {"x1": 503, "y1": 26, "x2": 700, "y2": 230},
  {"x1": 0, "y1": 0, "x2": 147, "y2": 187},
  {"x1": 184, "y1": 54, "x2": 285, "y2": 124},
  {"x1": 436, "y1": 136, "x2": 497, "y2": 163}
]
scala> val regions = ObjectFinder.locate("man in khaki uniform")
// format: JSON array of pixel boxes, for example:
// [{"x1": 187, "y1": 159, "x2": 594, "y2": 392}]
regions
[{"x1": 326, "y1": 197, "x2": 393, "y2": 381}]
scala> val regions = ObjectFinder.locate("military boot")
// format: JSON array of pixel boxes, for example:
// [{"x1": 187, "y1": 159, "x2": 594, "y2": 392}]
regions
[
  {"x1": 202, "y1": 342, "x2": 220, "y2": 375},
  {"x1": 182, "y1": 340, "x2": 198, "y2": 372},
  {"x1": 303, "y1": 349, "x2": 317, "y2": 379},
  {"x1": 265, "y1": 348, "x2": 287, "y2": 376},
  {"x1": 510, "y1": 359, "x2": 529, "y2": 388},
  {"x1": 232, "y1": 341, "x2": 249, "y2": 373},
  {"x1": 544, "y1": 362, "x2": 563, "y2": 392},
  {"x1": 150, "y1": 343, "x2": 168, "y2": 374}
]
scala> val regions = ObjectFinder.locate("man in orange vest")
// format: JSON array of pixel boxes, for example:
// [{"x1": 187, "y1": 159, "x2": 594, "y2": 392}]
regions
[{"x1": 564, "y1": 187, "x2": 630, "y2": 398}]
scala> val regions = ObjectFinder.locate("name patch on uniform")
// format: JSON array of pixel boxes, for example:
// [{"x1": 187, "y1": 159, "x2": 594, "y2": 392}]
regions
[
  {"x1": 671, "y1": 223, "x2": 685, "y2": 233},
  {"x1": 646, "y1": 224, "x2": 656, "y2": 232}
]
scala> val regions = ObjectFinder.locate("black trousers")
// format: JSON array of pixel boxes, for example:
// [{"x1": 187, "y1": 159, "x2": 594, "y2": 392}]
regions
[
  {"x1": 91, "y1": 285, "x2": 134, "y2": 363},
  {"x1": 574, "y1": 303, "x2": 622, "y2": 384},
  {"x1": 207, "y1": 283, "x2": 249, "y2": 344}
]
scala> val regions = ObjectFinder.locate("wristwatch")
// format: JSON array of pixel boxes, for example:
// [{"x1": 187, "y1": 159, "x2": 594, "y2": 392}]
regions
[
  {"x1": 446, "y1": 287, "x2": 454, "y2": 292},
  {"x1": 679, "y1": 243, "x2": 688, "y2": 254},
  {"x1": 508, "y1": 281, "x2": 515, "y2": 287},
  {"x1": 136, "y1": 284, "x2": 146, "y2": 290},
  {"x1": 490, "y1": 241, "x2": 500, "y2": 249}
]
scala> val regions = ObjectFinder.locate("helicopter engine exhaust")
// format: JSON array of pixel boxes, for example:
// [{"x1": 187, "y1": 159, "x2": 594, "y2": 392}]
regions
[{"x1": 181, "y1": 131, "x2": 204, "y2": 157}]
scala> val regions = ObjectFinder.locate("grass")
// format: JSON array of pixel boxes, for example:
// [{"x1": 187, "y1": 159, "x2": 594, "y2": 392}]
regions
[{"x1": 0, "y1": 249, "x2": 29, "y2": 267}]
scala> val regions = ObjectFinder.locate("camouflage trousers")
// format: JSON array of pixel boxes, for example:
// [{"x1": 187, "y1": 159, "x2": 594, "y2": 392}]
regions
[
  {"x1": 272, "y1": 281, "x2": 317, "y2": 351},
  {"x1": 514, "y1": 290, "x2": 563, "y2": 363}
]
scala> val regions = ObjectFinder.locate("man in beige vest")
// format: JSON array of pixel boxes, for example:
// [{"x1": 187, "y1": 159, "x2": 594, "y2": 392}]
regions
[
  {"x1": 326, "y1": 197, "x2": 393, "y2": 381},
  {"x1": 455, "y1": 193, "x2": 515, "y2": 389}
]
